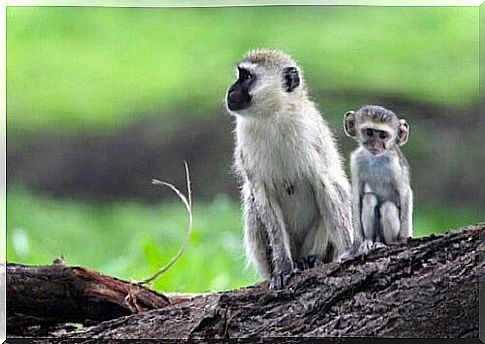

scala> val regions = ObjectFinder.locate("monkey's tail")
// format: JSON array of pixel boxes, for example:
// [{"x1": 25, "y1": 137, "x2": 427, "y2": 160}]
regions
[{"x1": 374, "y1": 201, "x2": 382, "y2": 243}]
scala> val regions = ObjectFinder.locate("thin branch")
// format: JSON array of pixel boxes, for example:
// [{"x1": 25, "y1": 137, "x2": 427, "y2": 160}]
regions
[{"x1": 138, "y1": 162, "x2": 193, "y2": 285}]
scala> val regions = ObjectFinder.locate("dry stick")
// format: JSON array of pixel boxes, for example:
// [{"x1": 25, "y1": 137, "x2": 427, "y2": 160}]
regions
[{"x1": 137, "y1": 162, "x2": 193, "y2": 286}]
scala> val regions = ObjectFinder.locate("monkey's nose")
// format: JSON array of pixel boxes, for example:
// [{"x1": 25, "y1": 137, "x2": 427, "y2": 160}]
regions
[{"x1": 227, "y1": 91, "x2": 251, "y2": 111}]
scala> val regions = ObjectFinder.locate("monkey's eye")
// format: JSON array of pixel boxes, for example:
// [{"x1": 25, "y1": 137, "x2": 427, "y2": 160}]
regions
[
  {"x1": 243, "y1": 72, "x2": 254, "y2": 81},
  {"x1": 238, "y1": 67, "x2": 253, "y2": 81},
  {"x1": 366, "y1": 129, "x2": 374, "y2": 137},
  {"x1": 379, "y1": 132, "x2": 388, "y2": 139}
]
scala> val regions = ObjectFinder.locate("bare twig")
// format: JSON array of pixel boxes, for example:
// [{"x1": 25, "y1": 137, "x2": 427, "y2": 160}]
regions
[{"x1": 137, "y1": 162, "x2": 193, "y2": 285}]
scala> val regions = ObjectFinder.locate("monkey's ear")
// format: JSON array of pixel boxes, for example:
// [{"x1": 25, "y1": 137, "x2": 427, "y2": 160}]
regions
[
  {"x1": 343, "y1": 111, "x2": 357, "y2": 137},
  {"x1": 283, "y1": 67, "x2": 300, "y2": 92},
  {"x1": 397, "y1": 119, "x2": 409, "y2": 146}
]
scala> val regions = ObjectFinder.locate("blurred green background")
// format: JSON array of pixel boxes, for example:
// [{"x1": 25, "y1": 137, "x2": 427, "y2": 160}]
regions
[{"x1": 6, "y1": 6, "x2": 483, "y2": 292}]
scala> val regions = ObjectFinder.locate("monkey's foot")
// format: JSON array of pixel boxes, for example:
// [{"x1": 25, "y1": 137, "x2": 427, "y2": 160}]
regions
[
  {"x1": 372, "y1": 241, "x2": 387, "y2": 250},
  {"x1": 354, "y1": 239, "x2": 376, "y2": 256},
  {"x1": 294, "y1": 256, "x2": 318, "y2": 271},
  {"x1": 338, "y1": 249, "x2": 353, "y2": 262},
  {"x1": 339, "y1": 241, "x2": 370, "y2": 260},
  {"x1": 357, "y1": 240, "x2": 388, "y2": 256},
  {"x1": 339, "y1": 240, "x2": 388, "y2": 261}
]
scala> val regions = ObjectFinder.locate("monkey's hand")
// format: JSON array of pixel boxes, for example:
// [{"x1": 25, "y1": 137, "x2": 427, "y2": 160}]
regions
[
  {"x1": 269, "y1": 271, "x2": 294, "y2": 290},
  {"x1": 269, "y1": 260, "x2": 296, "y2": 290}
]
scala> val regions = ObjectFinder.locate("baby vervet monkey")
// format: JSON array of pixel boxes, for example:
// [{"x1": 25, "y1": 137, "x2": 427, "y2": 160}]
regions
[
  {"x1": 225, "y1": 49, "x2": 353, "y2": 290},
  {"x1": 343, "y1": 105, "x2": 413, "y2": 255}
]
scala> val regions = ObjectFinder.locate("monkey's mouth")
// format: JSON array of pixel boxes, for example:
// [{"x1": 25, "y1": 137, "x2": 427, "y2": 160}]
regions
[
  {"x1": 227, "y1": 96, "x2": 251, "y2": 112},
  {"x1": 226, "y1": 88, "x2": 252, "y2": 112},
  {"x1": 368, "y1": 148, "x2": 384, "y2": 156}
]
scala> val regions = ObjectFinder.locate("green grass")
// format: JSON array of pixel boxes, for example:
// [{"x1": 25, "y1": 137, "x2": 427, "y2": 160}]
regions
[
  {"x1": 7, "y1": 6, "x2": 478, "y2": 138},
  {"x1": 6, "y1": 186, "x2": 258, "y2": 292},
  {"x1": 6, "y1": 186, "x2": 482, "y2": 292}
]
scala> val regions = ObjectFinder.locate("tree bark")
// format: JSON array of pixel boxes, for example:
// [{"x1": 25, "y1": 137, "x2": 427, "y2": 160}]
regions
[{"x1": 7, "y1": 224, "x2": 484, "y2": 339}]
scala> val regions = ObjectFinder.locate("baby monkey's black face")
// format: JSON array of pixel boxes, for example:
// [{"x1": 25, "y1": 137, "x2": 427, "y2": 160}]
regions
[
  {"x1": 226, "y1": 66, "x2": 255, "y2": 112},
  {"x1": 360, "y1": 126, "x2": 392, "y2": 156}
]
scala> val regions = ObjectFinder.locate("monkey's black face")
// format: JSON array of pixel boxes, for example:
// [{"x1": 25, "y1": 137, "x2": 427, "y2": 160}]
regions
[
  {"x1": 226, "y1": 67, "x2": 255, "y2": 112},
  {"x1": 361, "y1": 127, "x2": 391, "y2": 156}
]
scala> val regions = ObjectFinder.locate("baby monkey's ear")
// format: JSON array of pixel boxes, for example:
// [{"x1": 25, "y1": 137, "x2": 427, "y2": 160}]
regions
[
  {"x1": 343, "y1": 111, "x2": 357, "y2": 137},
  {"x1": 397, "y1": 119, "x2": 409, "y2": 146}
]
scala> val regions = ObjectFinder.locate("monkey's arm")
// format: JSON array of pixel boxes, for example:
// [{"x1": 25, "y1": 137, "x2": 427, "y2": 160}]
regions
[
  {"x1": 398, "y1": 187, "x2": 413, "y2": 241},
  {"x1": 252, "y1": 183, "x2": 294, "y2": 290},
  {"x1": 242, "y1": 183, "x2": 272, "y2": 278},
  {"x1": 237, "y1": 148, "x2": 295, "y2": 289}
]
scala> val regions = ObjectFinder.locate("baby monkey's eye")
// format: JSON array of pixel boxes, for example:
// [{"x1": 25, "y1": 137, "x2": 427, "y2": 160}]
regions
[
  {"x1": 366, "y1": 129, "x2": 374, "y2": 137},
  {"x1": 379, "y1": 132, "x2": 388, "y2": 139}
]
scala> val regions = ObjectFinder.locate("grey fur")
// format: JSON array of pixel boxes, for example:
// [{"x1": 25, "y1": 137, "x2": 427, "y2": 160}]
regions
[{"x1": 344, "y1": 105, "x2": 413, "y2": 256}]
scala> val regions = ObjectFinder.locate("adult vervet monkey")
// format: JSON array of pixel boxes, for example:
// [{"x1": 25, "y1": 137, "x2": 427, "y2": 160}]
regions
[{"x1": 226, "y1": 49, "x2": 353, "y2": 290}]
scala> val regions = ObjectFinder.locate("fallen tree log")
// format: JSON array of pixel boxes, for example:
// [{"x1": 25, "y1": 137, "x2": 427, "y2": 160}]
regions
[
  {"x1": 7, "y1": 223, "x2": 484, "y2": 339},
  {"x1": 7, "y1": 261, "x2": 170, "y2": 333}
]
